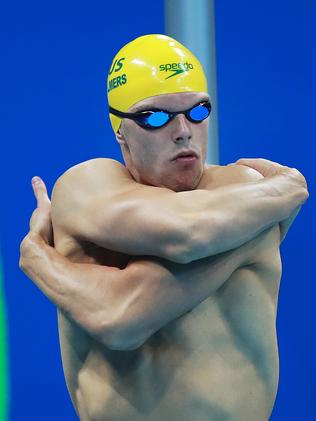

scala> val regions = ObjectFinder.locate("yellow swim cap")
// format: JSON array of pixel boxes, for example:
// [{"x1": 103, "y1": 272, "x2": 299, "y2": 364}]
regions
[{"x1": 107, "y1": 34, "x2": 208, "y2": 133}]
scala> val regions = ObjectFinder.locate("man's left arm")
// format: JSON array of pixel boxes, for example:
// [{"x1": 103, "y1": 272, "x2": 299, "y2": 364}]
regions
[
  {"x1": 201, "y1": 164, "x2": 301, "y2": 244},
  {"x1": 19, "y1": 177, "x2": 262, "y2": 351}
]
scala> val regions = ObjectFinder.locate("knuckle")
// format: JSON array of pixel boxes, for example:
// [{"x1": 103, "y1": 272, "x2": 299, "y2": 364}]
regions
[
  {"x1": 284, "y1": 167, "x2": 300, "y2": 177},
  {"x1": 19, "y1": 237, "x2": 27, "y2": 254},
  {"x1": 18, "y1": 256, "x2": 25, "y2": 270},
  {"x1": 290, "y1": 167, "x2": 300, "y2": 174},
  {"x1": 19, "y1": 234, "x2": 31, "y2": 256}
]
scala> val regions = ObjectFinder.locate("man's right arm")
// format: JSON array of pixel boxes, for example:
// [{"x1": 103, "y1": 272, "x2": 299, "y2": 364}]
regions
[
  {"x1": 52, "y1": 158, "x2": 308, "y2": 264},
  {"x1": 20, "y1": 223, "x2": 271, "y2": 352}
]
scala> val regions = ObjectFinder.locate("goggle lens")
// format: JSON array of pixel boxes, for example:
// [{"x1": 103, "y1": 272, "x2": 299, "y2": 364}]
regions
[
  {"x1": 141, "y1": 102, "x2": 210, "y2": 128},
  {"x1": 144, "y1": 111, "x2": 170, "y2": 128},
  {"x1": 188, "y1": 103, "x2": 210, "y2": 122}
]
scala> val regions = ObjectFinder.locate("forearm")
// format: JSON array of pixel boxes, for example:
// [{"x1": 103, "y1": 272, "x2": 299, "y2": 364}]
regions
[
  {"x1": 19, "y1": 233, "x2": 127, "y2": 348},
  {"x1": 116, "y1": 224, "x2": 269, "y2": 350},
  {"x1": 181, "y1": 176, "x2": 306, "y2": 262},
  {"x1": 279, "y1": 205, "x2": 302, "y2": 243},
  {"x1": 83, "y1": 176, "x2": 303, "y2": 265},
  {"x1": 19, "y1": 227, "x2": 256, "y2": 351}
]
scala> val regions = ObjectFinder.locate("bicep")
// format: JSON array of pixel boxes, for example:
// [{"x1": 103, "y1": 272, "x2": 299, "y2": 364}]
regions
[
  {"x1": 58, "y1": 254, "x2": 175, "y2": 350},
  {"x1": 78, "y1": 188, "x2": 188, "y2": 260}
]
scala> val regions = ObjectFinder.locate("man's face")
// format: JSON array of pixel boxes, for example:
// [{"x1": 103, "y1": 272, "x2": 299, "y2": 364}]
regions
[{"x1": 116, "y1": 92, "x2": 210, "y2": 192}]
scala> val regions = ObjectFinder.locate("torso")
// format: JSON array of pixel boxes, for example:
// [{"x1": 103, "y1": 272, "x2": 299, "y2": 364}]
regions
[{"x1": 54, "y1": 161, "x2": 282, "y2": 421}]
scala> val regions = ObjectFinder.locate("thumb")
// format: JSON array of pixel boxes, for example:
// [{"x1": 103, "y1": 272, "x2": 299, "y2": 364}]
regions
[{"x1": 31, "y1": 176, "x2": 51, "y2": 208}]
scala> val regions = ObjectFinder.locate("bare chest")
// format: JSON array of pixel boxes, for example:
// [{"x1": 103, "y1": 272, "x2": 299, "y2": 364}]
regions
[{"x1": 68, "y1": 246, "x2": 281, "y2": 420}]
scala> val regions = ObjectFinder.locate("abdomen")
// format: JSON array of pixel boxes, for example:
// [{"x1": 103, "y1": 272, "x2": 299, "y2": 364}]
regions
[{"x1": 75, "y1": 270, "x2": 280, "y2": 421}]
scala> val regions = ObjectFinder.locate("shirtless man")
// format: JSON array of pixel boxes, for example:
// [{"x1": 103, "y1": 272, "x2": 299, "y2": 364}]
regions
[{"x1": 19, "y1": 35, "x2": 309, "y2": 420}]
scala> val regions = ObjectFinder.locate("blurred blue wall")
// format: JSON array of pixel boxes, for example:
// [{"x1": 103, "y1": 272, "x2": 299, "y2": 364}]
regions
[
  {"x1": 215, "y1": 3, "x2": 316, "y2": 419},
  {"x1": 0, "y1": 1, "x2": 314, "y2": 420},
  {"x1": 1, "y1": 1, "x2": 164, "y2": 420}
]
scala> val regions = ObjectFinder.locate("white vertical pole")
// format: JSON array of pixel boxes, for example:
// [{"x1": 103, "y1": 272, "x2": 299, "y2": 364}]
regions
[{"x1": 164, "y1": 0, "x2": 219, "y2": 164}]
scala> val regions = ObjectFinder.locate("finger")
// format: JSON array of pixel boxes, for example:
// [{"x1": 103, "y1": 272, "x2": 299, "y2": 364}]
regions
[{"x1": 31, "y1": 176, "x2": 51, "y2": 207}]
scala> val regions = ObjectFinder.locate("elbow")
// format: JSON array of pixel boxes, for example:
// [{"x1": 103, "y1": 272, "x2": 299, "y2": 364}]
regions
[
  {"x1": 162, "y1": 221, "x2": 200, "y2": 264},
  {"x1": 106, "y1": 308, "x2": 152, "y2": 350},
  {"x1": 95, "y1": 320, "x2": 147, "y2": 351},
  {"x1": 174, "y1": 220, "x2": 218, "y2": 264},
  {"x1": 171, "y1": 248, "x2": 196, "y2": 265},
  {"x1": 108, "y1": 334, "x2": 147, "y2": 351},
  {"x1": 170, "y1": 232, "x2": 197, "y2": 263},
  {"x1": 90, "y1": 321, "x2": 127, "y2": 351},
  {"x1": 92, "y1": 270, "x2": 150, "y2": 351},
  {"x1": 165, "y1": 248, "x2": 193, "y2": 265},
  {"x1": 92, "y1": 261, "x2": 170, "y2": 351}
]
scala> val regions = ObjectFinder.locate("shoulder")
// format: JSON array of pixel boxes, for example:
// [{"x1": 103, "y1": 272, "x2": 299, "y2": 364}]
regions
[
  {"x1": 209, "y1": 163, "x2": 263, "y2": 181},
  {"x1": 52, "y1": 158, "x2": 133, "y2": 200},
  {"x1": 226, "y1": 163, "x2": 264, "y2": 182},
  {"x1": 53, "y1": 158, "x2": 129, "y2": 190},
  {"x1": 51, "y1": 158, "x2": 133, "y2": 228},
  {"x1": 199, "y1": 163, "x2": 264, "y2": 190}
]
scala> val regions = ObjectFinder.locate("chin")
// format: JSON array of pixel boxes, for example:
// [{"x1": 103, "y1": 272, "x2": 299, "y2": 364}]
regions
[
  {"x1": 168, "y1": 175, "x2": 201, "y2": 192},
  {"x1": 176, "y1": 168, "x2": 203, "y2": 192},
  {"x1": 139, "y1": 166, "x2": 203, "y2": 192},
  {"x1": 172, "y1": 182, "x2": 197, "y2": 192}
]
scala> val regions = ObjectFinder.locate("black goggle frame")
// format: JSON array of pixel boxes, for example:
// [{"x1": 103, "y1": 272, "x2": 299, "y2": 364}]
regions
[{"x1": 109, "y1": 100, "x2": 212, "y2": 130}]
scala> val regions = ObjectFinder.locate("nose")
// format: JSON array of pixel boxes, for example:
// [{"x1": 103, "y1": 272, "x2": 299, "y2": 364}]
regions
[{"x1": 170, "y1": 114, "x2": 192, "y2": 144}]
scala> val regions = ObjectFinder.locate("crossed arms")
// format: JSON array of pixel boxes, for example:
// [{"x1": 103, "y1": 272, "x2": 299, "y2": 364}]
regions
[
  {"x1": 19, "y1": 158, "x2": 308, "y2": 350},
  {"x1": 50, "y1": 159, "x2": 306, "y2": 262}
]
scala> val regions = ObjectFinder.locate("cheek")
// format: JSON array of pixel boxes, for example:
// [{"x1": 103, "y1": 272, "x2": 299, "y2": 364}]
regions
[
  {"x1": 197, "y1": 119, "x2": 209, "y2": 135},
  {"x1": 139, "y1": 144, "x2": 162, "y2": 168},
  {"x1": 196, "y1": 122, "x2": 209, "y2": 146},
  {"x1": 126, "y1": 134, "x2": 155, "y2": 166}
]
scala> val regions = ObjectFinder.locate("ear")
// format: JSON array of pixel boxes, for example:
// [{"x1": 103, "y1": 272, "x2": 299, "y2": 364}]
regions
[{"x1": 115, "y1": 128, "x2": 126, "y2": 145}]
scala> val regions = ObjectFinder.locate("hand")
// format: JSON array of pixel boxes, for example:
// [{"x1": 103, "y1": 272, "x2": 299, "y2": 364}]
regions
[
  {"x1": 234, "y1": 158, "x2": 308, "y2": 190},
  {"x1": 27, "y1": 176, "x2": 53, "y2": 246},
  {"x1": 234, "y1": 158, "x2": 309, "y2": 241},
  {"x1": 19, "y1": 176, "x2": 53, "y2": 274}
]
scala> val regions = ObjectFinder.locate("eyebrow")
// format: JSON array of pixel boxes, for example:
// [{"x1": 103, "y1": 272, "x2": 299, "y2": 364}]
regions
[{"x1": 131, "y1": 97, "x2": 210, "y2": 113}]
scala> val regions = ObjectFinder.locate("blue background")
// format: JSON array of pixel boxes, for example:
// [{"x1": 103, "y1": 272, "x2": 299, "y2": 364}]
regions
[{"x1": 1, "y1": 1, "x2": 315, "y2": 419}]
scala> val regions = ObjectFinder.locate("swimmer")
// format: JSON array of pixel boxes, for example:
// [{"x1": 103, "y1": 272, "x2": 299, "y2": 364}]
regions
[{"x1": 19, "y1": 34, "x2": 308, "y2": 421}]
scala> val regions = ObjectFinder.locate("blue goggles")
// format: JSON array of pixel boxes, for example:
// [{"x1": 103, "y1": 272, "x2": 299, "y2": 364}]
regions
[{"x1": 109, "y1": 100, "x2": 211, "y2": 130}]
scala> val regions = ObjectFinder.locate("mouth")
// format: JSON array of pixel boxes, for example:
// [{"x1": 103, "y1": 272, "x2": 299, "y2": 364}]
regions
[{"x1": 171, "y1": 150, "x2": 199, "y2": 163}]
